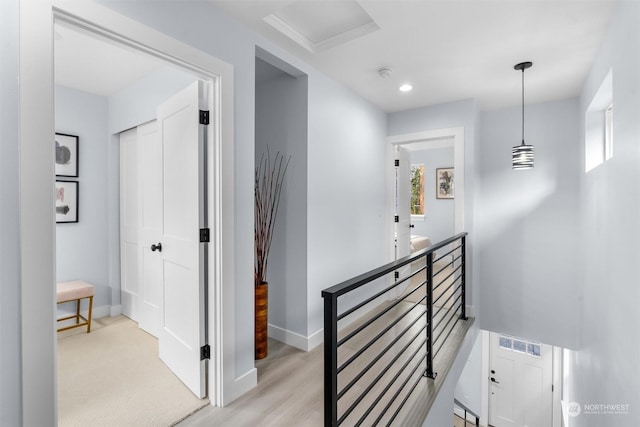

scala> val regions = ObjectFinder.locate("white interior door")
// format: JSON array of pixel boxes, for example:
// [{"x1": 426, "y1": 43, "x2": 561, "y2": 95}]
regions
[
  {"x1": 157, "y1": 80, "x2": 207, "y2": 398},
  {"x1": 489, "y1": 332, "x2": 553, "y2": 427},
  {"x1": 395, "y1": 146, "x2": 412, "y2": 293},
  {"x1": 138, "y1": 121, "x2": 163, "y2": 338},
  {"x1": 120, "y1": 128, "x2": 141, "y2": 321}
]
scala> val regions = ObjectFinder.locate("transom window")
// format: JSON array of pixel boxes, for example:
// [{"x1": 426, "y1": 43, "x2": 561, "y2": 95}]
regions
[{"x1": 499, "y1": 335, "x2": 541, "y2": 358}]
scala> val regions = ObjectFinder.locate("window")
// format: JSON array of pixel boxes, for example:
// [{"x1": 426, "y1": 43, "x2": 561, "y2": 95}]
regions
[
  {"x1": 585, "y1": 69, "x2": 613, "y2": 172},
  {"x1": 605, "y1": 103, "x2": 613, "y2": 160},
  {"x1": 499, "y1": 335, "x2": 542, "y2": 358},
  {"x1": 410, "y1": 164, "x2": 425, "y2": 217}
]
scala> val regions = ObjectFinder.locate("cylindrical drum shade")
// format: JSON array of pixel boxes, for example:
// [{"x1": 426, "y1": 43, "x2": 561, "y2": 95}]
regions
[{"x1": 512, "y1": 144, "x2": 534, "y2": 169}]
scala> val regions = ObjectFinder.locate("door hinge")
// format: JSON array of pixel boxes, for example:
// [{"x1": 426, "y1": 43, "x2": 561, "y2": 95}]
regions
[
  {"x1": 394, "y1": 271, "x2": 400, "y2": 280},
  {"x1": 394, "y1": 159, "x2": 400, "y2": 167},
  {"x1": 200, "y1": 228, "x2": 210, "y2": 243},
  {"x1": 200, "y1": 344, "x2": 210, "y2": 360},
  {"x1": 394, "y1": 215, "x2": 399, "y2": 223},
  {"x1": 552, "y1": 384, "x2": 554, "y2": 392},
  {"x1": 199, "y1": 110, "x2": 210, "y2": 125}
]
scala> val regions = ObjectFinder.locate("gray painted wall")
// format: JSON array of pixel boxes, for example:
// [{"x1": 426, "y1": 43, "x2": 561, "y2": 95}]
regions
[
  {"x1": 55, "y1": 85, "x2": 111, "y2": 311},
  {"x1": 306, "y1": 73, "x2": 389, "y2": 336},
  {"x1": 569, "y1": 2, "x2": 640, "y2": 426},
  {"x1": 255, "y1": 60, "x2": 309, "y2": 338},
  {"x1": 0, "y1": 0, "x2": 22, "y2": 424},
  {"x1": 477, "y1": 98, "x2": 581, "y2": 349},
  {"x1": 409, "y1": 147, "x2": 455, "y2": 244}
]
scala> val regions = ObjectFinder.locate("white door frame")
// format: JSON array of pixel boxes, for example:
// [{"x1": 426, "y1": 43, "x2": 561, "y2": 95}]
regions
[
  {"x1": 23, "y1": 3, "x2": 238, "y2": 422},
  {"x1": 386, "y1": 127, "x2": 465, "y2": 261}
]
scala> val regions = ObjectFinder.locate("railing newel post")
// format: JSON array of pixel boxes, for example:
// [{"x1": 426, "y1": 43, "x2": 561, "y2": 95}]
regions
[
  {"x1": 323, "y1": 292, "x2": 338, "y2": 427},
  {"x1": 460, "y1": 236, "x2": 467, "y2": 321},
  {"x1": 424, "y1": 251, "x2": 436, "y2": 379}
]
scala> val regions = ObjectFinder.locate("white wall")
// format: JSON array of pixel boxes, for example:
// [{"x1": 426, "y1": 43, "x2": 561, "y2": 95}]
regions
[
  {"x1": 307, "y1": 74, "x2": 389, "y2": 337},
  {"x1": 422, "y1": 325, "x2": 479, "y2": 427},
  {"x1": 388, "y1": 99, "x2": 477, "y2": 310},
  {"x1": 55, "y1": 85, "x2": 111, "y2": 313},
  {"x1": 454, "y1": 331, "x2": 483, "y2": 421},
  {"x1": 97, "y1": 0, "x2": 390, "y2": 386},
  {"x1": 0, "y1": 0, "x2": 22, "y2": 424},
  {"x1": 410, "y1": 147, "x2": 455, "y2": 244},
  {"x1": 568, "y1": 2, "x2": 640, "y2": 426},
  {"x1": 108, "y1": 67, "x2": 196, "y2": 134},
  {"x1": 255, "y1": 60, "x2": 309, "y2": 342},
  {"x1": 476, "y1": 98, "x2": 581, "y2": 349}
]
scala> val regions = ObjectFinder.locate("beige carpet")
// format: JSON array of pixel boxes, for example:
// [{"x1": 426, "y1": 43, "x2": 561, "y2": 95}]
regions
[{"x1": 57, "y1": 315, "x2": 208, "y2": 427}]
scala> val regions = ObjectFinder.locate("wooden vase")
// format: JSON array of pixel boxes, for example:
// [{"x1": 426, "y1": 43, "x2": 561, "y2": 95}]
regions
[{"x1": 255, "y1": 282, "x2": 268, "y2": 360}]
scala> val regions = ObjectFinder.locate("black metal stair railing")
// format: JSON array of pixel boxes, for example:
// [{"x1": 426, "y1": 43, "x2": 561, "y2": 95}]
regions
[{"x1": 322, "y1": 232, "x2": 469, "y2": 427}]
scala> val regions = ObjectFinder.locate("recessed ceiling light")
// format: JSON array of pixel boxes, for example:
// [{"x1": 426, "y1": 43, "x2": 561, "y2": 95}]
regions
[{"x1": 399, "y1": 84, "x2": 413, "y2": 92}]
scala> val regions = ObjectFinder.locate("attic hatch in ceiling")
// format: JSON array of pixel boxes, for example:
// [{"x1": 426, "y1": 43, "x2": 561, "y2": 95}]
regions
[{"x1": 263, "y1": 0, "x2": 379, "y2": 53}]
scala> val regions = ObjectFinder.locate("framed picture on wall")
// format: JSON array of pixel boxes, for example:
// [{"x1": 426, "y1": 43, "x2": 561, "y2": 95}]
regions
[
  {"x1": 55, "y1": 180, "x2": 79, "y2": 223},
  {"x1": 436, "y1": 167, "x2": 454, "y2": 199},
  {"x1": 55, "y1": 133, "x2": 79, "y2": 177}
]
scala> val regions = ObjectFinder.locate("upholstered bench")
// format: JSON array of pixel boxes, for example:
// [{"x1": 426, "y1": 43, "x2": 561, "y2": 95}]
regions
[{"x1": 56, "y1": 281, "x2": 94, "y2": 333}]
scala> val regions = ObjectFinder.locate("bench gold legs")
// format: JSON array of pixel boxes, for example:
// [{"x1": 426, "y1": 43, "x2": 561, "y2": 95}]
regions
[{"x1": 57, "y1": 296, "x2": 93, "y2": 333}]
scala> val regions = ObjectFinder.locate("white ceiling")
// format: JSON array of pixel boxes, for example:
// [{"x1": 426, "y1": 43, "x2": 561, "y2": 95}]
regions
[
  {"x1": 54, "y1": 1, "x2": 618, "y2": 113},
  {"x1": 54, "y1": 22, "x2": 166, "y2": 96},
  {"x1": 211, "y1": 0, "x2": 618, "y2": 112}
]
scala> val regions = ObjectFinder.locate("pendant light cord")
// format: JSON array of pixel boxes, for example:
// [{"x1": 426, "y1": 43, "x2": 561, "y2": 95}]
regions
[{"x1": 521, "y1": 67, "x2": 525, "y2": 146}]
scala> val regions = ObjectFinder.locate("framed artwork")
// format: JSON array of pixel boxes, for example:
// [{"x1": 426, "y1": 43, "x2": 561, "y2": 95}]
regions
[
  {"x1": 55, "y1": 180, "x2": 79, "y2": 223},
  {"x1": 55, "y1": 133, "x2": 79, "y2": 177},
  {"x1": 436, "y1": 167, "x2": 454, "y2": 199}
]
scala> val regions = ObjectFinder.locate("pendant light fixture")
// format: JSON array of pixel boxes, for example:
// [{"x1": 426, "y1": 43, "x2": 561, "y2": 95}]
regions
[{"x1": 512, "y1": 61, "x2": 534, "y2": 169}]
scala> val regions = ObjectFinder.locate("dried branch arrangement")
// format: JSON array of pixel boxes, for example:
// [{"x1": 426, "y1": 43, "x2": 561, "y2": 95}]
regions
[{"x1": 255, "y1": 149, "x2": 291, "y2": 287}]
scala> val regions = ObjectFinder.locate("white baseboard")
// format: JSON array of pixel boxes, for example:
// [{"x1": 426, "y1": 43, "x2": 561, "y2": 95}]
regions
[
  {"x1": 268, "y1": 324, "x2": 323, "y2": 352},
  {"x1": 110, "y1": 304, "x2": 122, "y2": 316},
  {"x1": 56, "y1": 304, "x2": 123, "y2": 320}
]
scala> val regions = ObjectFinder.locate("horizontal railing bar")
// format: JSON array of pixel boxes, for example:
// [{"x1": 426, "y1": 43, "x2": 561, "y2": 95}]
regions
[
  {"x1": 433, "y1": 274, "x2": 460, "y2": 299},
  {"x1": 322, "y1": 233, "x2": 467, "y2": 298},
  {"x1": 370, "y1": 352, "x2": 427, "y2": 427},
  {"x1": 337, "y1": 290, "x2": 424, "y2": 349},
  {"x1": 338, "y1": 265, "x2": 426, "y2": 321},
  {"x1": 339, "y1": 328, "x2": 426, "y2": 423},
  {"x1": 355, "y1": 339, "x2": 426, "y2": 427},
  {"x1": 433, "y1": 253, "x2": 463, "y2": 277},
  {"x1": 433, "y1": 287, "x2": 462, "y2": 321},
  {"x1": 454, "y1": 397, "x2": 481, "y2": 420},
  {"x1": 433, "y1": 244, "x2": 462, "y2": 264},
  {"x1": 386, "y1": 359, "x2": 428, "y2": 427},
  {"x1": 337, "y1": 301, "x2": 425, "y2": 373},
  {"x1": 432, "y1": 265, "x2": 462, "y2": 294},
  {"x1": 432, "y1": 296, "x2": 462, "y2": 334},
  {"x1": 338, "y1": 315, "x2": 426, "y2": 400},
  {"x1": 434, "y1": 315, "x2": 462, "y2": 359},
  {"x1": 433, "y1": 301, "x2": 462, "y2": 346},
  {"x1": 433, "y1": 279, "x2": 462, "y2": 308},
  {"x1": 433, "y1": 305, "x2": 460, "y2": 336}
]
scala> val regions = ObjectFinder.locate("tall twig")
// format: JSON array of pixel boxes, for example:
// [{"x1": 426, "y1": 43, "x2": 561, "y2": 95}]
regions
[{"x1": 255, "y1": 148, "x2": 290, "y2": 287}]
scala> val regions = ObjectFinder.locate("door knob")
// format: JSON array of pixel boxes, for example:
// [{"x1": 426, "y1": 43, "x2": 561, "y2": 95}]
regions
[
  {"x1": 151, "y1": 243, "x2": 163, "y2": 252},
  {"x1": 491, "y1": 370, "x2": 496, "y2": 374},
  {"x1": 491, "y1": 377, "x2": 500, "y2": 384}
]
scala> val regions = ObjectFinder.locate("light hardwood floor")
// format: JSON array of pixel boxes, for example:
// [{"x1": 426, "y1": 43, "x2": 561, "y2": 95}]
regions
[{"x1": 178, "y1": 302, "x2": 473, "y2": 427}]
